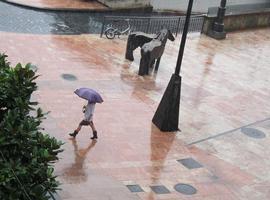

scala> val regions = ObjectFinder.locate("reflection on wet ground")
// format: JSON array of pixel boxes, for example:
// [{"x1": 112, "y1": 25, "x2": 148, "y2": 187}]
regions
[{"x1": 62, "y1": 139, "x2": 97, "y2": 183}]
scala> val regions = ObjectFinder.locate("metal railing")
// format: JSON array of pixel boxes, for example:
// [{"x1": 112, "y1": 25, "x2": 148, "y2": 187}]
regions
[{"x1": 100, "y1": 15, "x2": 205, "y2": 37}]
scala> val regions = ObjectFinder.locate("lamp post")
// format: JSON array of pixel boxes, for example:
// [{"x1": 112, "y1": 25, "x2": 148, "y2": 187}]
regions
[
  {"x1": 208, "y1": 0, "x2": 227, "y2": 39},
  {"x1": 152, "y1": 0, "x2": 194, "y2": 132}
]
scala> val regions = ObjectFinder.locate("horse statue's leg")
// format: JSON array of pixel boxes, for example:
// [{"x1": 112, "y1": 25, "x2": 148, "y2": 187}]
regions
[
  {"x1": 139, "y1": 56, "x2": 147, "y2": 76},
  {"x1": 154, "y1": 57, "x2": 161, "y2": 71},
  {"x1": 125, "y1": 34, "x2": 135, "y2": 61},
  {"x1": 149, "y1": 59, "x2": 155, "y2": 68},
  {"x1": 139, "y1": 52, "x2": 150, "y2": 76}
]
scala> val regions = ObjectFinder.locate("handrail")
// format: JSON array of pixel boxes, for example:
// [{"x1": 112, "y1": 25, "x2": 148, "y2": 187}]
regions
[
  {"x1": 104, "y1": 14, "x2": 205, "y2": 20},
  {"x1": 100, "y1": 14, "x2": 206, "y2": 38}
]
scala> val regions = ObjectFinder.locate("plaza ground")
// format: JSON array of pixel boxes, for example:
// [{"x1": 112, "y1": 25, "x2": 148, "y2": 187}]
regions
[{"x1": 1, "y1": 27, "x2": 270, "y2": 199}]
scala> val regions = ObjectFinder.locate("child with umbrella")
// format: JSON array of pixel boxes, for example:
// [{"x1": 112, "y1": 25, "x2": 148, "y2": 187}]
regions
[{"x1": 69, "y1": 88, "x2": 103, "y2": 140}]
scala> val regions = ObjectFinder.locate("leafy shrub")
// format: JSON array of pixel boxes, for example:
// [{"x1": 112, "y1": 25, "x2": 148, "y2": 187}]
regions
[{"x1": 0, "y1": 53, "x2": 63, "y2": 200}]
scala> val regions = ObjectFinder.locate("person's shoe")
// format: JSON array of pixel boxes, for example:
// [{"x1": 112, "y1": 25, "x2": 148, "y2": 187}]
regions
[
  {"x1": 69, "y1": 131, "x2": 78, "y2": 138},
  {"x1": 91, "y1": 131, "x2": 98, "y2": 140}
]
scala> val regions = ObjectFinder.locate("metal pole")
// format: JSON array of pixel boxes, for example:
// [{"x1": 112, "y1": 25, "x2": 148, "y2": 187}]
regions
[
  {"x1": 175, "y1": 0, "x2": 194, "y2": 75},
  {"x1": 152, "y1": 0, "x2": 194, "y2": 132},
  {"x1": 213, "y1": 0, "x2": 227, "y2": 32}
]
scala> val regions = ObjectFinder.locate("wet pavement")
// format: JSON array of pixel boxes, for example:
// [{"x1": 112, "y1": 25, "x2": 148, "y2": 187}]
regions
[
  {"x1": 0, "y1": 1, "x2": 154, "y2": 35},
  {"x1": 1, "y1": 2, "x2": 270, "y2": 199},
  {"x1": 0, "y1": 1, "x2": 128, "y2": 35},
  {"x1": 0, "y1": 1, "x2": 101, "y2": 34},
  {"x1": 1, "y1": 28, "x2": 269, "y2": 199}
]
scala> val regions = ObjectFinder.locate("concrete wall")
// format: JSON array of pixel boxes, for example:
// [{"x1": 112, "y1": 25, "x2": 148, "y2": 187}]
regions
[
  {"x1": 98, "y1": 0, "x2": 151, "y2": 9},
  {"x1": 203, "y1": 10, "x2": 270, "y2": 34},
  {"x1": 151, "y1": 0, "x2": 270, "y2": 13}
]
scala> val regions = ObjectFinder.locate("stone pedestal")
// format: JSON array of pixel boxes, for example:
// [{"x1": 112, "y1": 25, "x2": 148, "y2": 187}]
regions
[
  {"x1": 207, "y1": 29, "x2": 226, "y2": 40},
  {"x1": 152, "y1": 74, "x2": 181, "y2": 132}
]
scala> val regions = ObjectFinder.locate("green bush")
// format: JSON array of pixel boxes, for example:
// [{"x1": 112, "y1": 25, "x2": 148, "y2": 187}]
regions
[{"x1": 0, "y1": 53, "x2": 63, "y2": 200}]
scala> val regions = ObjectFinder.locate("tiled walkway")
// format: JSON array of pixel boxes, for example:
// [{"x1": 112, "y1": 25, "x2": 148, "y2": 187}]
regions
[
  {"x1": 1, "y1": 26, "x2": 270, "y2": 199},
  {"x1": 2, "y1": 0, "x2": 107, "y2": 10}
]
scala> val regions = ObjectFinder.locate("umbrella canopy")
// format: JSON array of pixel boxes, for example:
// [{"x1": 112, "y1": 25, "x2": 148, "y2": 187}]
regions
[{"x1": 74, "y1": 88, "x2": 103, "y2": 103}]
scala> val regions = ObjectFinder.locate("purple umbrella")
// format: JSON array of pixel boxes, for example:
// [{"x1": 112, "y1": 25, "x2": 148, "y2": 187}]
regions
[{"x1": 74, "y1": 88, "x2": 103, "y2": 103}]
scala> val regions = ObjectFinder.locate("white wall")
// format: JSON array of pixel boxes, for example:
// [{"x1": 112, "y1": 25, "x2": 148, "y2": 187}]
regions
[{"x1": 151, "y1": 0, "x2": 270, "y2": 13}]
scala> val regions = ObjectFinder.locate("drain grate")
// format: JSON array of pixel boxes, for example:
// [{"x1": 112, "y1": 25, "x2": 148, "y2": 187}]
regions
[
  {"x1": 150, "y1": 185, "x2": 170, "y2": 194},
  {"x1": 177, "y1": 158, "x2": 203, "y2": 169},
  {"x1": 241, "y1": 127, "x2": 266, "y2": 139},
  {"x1": 174, "y1": 183, "x2": 197, "y2": 195},
  {"x1": 126, "y1": 185, "x2": 144, "y2": 193},
  {"x1": 61, "y1": 73, "x2": 77, "y2": 81}
]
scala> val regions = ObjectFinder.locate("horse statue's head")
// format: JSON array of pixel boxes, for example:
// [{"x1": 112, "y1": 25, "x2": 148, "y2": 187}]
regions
[
  {"x1": 167, "y1": 29, "x2": 175, "y2": 41},
  {"x1": 156, "y1": 29, "x2": 175, "y2": 43}
]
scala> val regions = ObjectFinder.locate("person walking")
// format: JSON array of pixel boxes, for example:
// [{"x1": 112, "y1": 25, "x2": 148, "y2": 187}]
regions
[
  {"x1": 69, "y1": 88, "x2": 103, "y2": 140},
  {"x1": 69, "y1": 102, "x2": 98, "y2": 139}
]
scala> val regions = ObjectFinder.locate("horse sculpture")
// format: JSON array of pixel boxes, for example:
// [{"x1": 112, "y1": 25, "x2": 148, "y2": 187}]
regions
[
  {"x1": 139, "y1": 29, "x2": 175, "y2": 76},
  {"x1": 125, "y1": 32, "x2": 155, "y2": 61}
]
